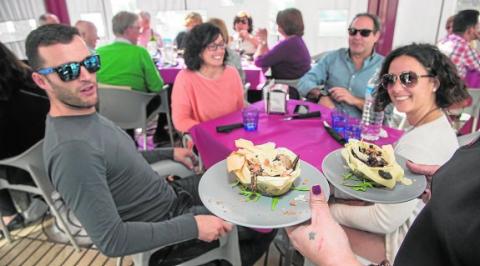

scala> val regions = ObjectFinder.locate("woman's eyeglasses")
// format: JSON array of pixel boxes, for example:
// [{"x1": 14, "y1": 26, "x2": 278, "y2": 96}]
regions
[
  {"x1": 37, "y1": 54, "x2": 101, "y2": 82},
  {"x1": 206, "y1": 43, "x2": 226, "y2": 51},
  {"x1": 348, "y1": 28, "x2": 374, "y2": 37},
  {"x1": 381, "y1": 71, "x2": 435, "y2": 89}
]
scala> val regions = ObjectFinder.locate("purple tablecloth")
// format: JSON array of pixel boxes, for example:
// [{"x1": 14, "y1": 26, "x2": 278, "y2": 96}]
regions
[
  {"x1": 190, "y1": 100, "x2": 404, "y2": 171},
  {"x1": 158, "y1": 64, "x2": 265, "y2": 89},
  {"x1": 466, "y1": 70, "x2": 480, "y2": 88}
]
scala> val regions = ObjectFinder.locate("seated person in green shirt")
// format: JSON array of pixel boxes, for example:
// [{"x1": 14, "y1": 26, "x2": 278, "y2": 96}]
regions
[{"x1": 97, "y1": 11, "x2": 169, "y2": 145}]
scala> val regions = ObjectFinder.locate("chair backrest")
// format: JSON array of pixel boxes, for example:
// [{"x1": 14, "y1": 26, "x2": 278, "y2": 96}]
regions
[
  {"x1": 98, "y1": 87, "x2": 155, "y2": 130},
  {"x1": 0, "y1": 140, "x2": 84, "y2": 251},
  {"x1": 458, "y1": 130, "x2": 480, "y2": 146},
  {"x1": 98, "y1": 83, "x2": 130, "y2": 90},
  {"x1": 273, "y1": 78, "x2": 300, "y2": 89},
  {"x1": 0, "y1": 140, "x2": 52, "y2": 196}
]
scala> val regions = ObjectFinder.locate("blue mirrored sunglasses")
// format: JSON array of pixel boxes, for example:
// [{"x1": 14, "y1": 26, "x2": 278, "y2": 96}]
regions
[{"x1": 37, "y1": 54, "x2": 101, "y2": 82}]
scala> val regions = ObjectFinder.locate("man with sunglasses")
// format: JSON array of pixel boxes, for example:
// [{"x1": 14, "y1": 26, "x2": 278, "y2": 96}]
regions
[
  {"x1": 437, "y1": 9, "x2": 480, "y2": 79},
  {"x1": 26, "y1": 24, "x2": 273, "y2": 265},
  {"x1": 298, "y1": 13, "x2": 384, "y2": 118}
]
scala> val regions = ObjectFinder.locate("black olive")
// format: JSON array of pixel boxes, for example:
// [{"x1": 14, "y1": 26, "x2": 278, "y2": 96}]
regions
[{"x1": 378, "y1": 170, "x2": 392, "y2": 180}]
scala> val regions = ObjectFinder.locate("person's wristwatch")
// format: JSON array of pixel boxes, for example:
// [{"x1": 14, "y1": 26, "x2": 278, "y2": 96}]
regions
[{"x1": 306, "y1": 88, "x2": 328, "y2": 103}]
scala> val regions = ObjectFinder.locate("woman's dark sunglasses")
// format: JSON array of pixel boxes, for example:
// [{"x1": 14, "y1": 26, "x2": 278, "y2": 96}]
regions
[
  {"x1": 37, "y1": 54, "x2": 101, "y2": 82},
  {"x1": 381, "y1": 71, "x2": 435, "y2": 89},
  {"x1": 348, "y1": 28, "x2": 374, "y2": 37},
  {"x1": 235, "y1": 18, "x2": 248, "y2": 24}
]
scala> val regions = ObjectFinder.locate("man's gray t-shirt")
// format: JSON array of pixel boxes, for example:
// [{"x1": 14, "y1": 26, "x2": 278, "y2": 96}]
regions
[{"x1": 43, "y1": 113, "x2": 197, "y2": 257}]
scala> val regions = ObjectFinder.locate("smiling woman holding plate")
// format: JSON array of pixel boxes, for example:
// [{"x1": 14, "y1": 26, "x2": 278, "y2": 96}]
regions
[{"x1": 324, "y1": 43, "x2": 469, "y2": 264}]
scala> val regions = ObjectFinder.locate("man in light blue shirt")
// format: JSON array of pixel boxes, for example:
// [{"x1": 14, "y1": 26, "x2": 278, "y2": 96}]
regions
[{"x1": 298, "y1": 13, "x2": 384, "y2": 118}]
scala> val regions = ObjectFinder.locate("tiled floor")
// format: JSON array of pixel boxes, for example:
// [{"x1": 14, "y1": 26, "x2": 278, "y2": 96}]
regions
[{"x1": 0, "y1": 217, "x2": 283, "y2": 266}]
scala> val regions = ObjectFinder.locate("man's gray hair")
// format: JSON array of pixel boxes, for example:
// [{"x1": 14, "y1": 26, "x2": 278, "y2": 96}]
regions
[{"x1": 112, "y1": 11, "x2": 138, "y2": 35}]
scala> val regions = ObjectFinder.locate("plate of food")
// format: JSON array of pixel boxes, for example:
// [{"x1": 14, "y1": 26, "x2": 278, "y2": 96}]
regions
[
  {"x1": 322, "y1": 139, "x2": 426, "y2": 204},
  {"x1": 199, "y1": 139, "x2": 330, "y2": 229}
]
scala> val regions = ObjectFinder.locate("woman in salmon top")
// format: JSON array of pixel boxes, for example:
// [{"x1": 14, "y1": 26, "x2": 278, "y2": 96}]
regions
[{"x1": 172, "y1": 23, "x2": 244, "y2": 133}]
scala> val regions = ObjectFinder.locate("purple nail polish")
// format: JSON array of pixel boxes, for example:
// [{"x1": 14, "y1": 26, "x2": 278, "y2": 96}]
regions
[{"x1": 312, "y1": 185, "x2": 321, "y2": 195}]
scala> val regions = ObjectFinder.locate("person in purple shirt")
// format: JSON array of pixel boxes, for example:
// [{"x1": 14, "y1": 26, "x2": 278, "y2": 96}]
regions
[{"x1": 254, "y1": 8, "x2": 311, "y2": 80}]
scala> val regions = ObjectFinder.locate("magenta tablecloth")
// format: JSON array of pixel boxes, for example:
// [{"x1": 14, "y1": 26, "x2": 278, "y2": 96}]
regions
[
  {"x1": 466, "y1": 70, "x2": 480, "y2": 88},
  {"x1": 190, "y1": 100, "x2": 404, "y2": 171},
  {"x1": 158, "y1": 64, "x2": 265, "y2": 89}
]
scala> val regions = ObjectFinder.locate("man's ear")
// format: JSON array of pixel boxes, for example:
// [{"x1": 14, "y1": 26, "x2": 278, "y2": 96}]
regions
[{"x1": 31, "y1": 72, "x2": 50, "y2": 92}]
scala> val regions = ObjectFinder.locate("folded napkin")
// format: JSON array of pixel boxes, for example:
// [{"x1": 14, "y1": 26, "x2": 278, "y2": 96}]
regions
[{"x1": 216, "y1": 123, "x2": 244, "y2": 133}]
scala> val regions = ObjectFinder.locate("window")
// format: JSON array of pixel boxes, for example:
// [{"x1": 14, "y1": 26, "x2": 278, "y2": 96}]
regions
[
  {"x1": 153, "y1": 10, "x2": 206, "y2": 41},
  {"x1": 317, "y1": 10, "x2": 348, "y2": 37},
  {"x1": 80, "y1": 12, "x2": 106, "y2": 37},
  {"x1": 0, "y1": 19, "x2": 36, "y2": 43}
]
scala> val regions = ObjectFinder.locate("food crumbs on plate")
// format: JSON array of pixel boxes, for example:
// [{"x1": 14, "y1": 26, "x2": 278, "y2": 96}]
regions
[
  {"x1": 294, "y1": 194, "x2": 307, "y2": 202},
  {"x1": 302, "y1": 178, "x2": 309, "y2": 185},
  {"x1": 282, "y1": 210, "x2": 297, "y2": 216},
  {"x1": 289, "y1": 200, "x2": 297, "y2": 206}
]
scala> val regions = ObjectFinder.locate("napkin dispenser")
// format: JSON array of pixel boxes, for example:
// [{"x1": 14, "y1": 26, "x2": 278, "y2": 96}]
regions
[{"x1": 265, "y1": 83, "x2": 288, "y2": 114}]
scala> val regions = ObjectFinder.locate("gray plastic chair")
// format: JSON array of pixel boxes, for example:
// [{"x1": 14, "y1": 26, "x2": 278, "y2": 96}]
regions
[
  {"x1": 98, "y1": 84, "x2": 174, "y2": 149},
  {"x1": 130, "y1": 225, "x2": 241, "y2": 266},
  {"x1": 0, "y1": 140, "x2": 81, "y2": 251},
  {"x1": 458, "y1": 130, "x2": 480, "y2": 146},
  {"x1": 273, "y1": 78, "x2": 301, "y2": 89}
]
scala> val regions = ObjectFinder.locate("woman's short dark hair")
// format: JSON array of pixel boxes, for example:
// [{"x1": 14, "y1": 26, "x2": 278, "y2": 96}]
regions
[
  {"x1": 276, "y1": 8, "x2": 304, "y2": 36},
  {"x1": 233, "y1": 11, "x2": 253, "y2": 33},
  {"x1": 183, "y1": 23, "x2": 228, "y2": 71},
  {"x1": 0, "y1": 42, "x2": 36, "y2": 101},
  {"x1": 375, "y1": 43, "x2": 469, "y2": 111}
]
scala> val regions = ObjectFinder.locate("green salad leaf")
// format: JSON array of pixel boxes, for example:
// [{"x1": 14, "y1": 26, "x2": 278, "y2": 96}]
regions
[{"x1": 341, "y1": 171, "x2": 375, "y2": 192}]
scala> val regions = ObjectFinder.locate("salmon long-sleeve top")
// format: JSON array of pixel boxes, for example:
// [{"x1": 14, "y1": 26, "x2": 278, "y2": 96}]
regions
[{"x1": 172, "y1": 66, "x2": 244, "y2": 132}]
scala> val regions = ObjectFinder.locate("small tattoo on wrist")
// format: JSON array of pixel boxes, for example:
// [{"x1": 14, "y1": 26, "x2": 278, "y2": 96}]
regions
[{"x1": 308, "y1": 231, "x2": 316, "y2": 240}]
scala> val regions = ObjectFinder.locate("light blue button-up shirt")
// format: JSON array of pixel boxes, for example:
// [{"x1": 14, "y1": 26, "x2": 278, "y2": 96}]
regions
[{"x1": 298, "y1": 48, "x2": 384, "y2": 118}]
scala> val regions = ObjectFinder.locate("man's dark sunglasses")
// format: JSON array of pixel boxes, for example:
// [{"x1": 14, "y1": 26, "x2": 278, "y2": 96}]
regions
[
  {"x1": 381, "y1": 71, "x2": 435, "y2": 89},
  {"x1": 348, "y1": 28, "x2": 374, "y2": 37},
  {"x1": 37, "y1": 54, "x2": 101, "y2": 82}
]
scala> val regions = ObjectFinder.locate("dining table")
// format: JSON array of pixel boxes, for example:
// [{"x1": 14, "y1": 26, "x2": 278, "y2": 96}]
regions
[
  {"x1": 157, "y1": 59, "x2": 266, "y2": 89},
  {"x1": 189, "y1": 100, "x2": 404, "y2": 171}
]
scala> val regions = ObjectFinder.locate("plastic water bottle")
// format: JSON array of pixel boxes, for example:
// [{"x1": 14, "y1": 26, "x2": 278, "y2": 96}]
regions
[
  {"x1": 162, "y1": 38, "x2": 176, "y2": 65},
  {"x1": 360, "y1": 76, "x2": 384, "y2": 141}
]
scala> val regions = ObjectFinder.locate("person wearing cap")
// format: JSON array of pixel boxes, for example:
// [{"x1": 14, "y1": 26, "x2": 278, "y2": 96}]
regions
[{"x1": 175, "y1": 12, "x2": 203, "y2": 50}]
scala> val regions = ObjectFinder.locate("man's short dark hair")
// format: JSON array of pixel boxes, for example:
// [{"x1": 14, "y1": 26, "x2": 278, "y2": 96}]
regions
[
  {"x1": 452, "y1": 9, "x2": 479, "y2": 34},
  {"x1": 183, "y1": 23, "x2": 228, "y2": 71},
  {"x1": 276, "y1": 8, "x2": 304, "y2": 36},
  {"x1": 25, "y1": 24, "x2": 79, "y2": 70},
  {"x1": 351, "y1": 13, "x2": 381, "y2": 33}
]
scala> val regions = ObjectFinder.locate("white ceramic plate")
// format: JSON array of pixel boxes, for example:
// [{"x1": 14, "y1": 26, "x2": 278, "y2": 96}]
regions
[
  {"x1": 199, "y1": 159, "x2": 330, "y2": 228},
  {"x1": 322, "y1": 149, "x2": 426, "y2": 204}
]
